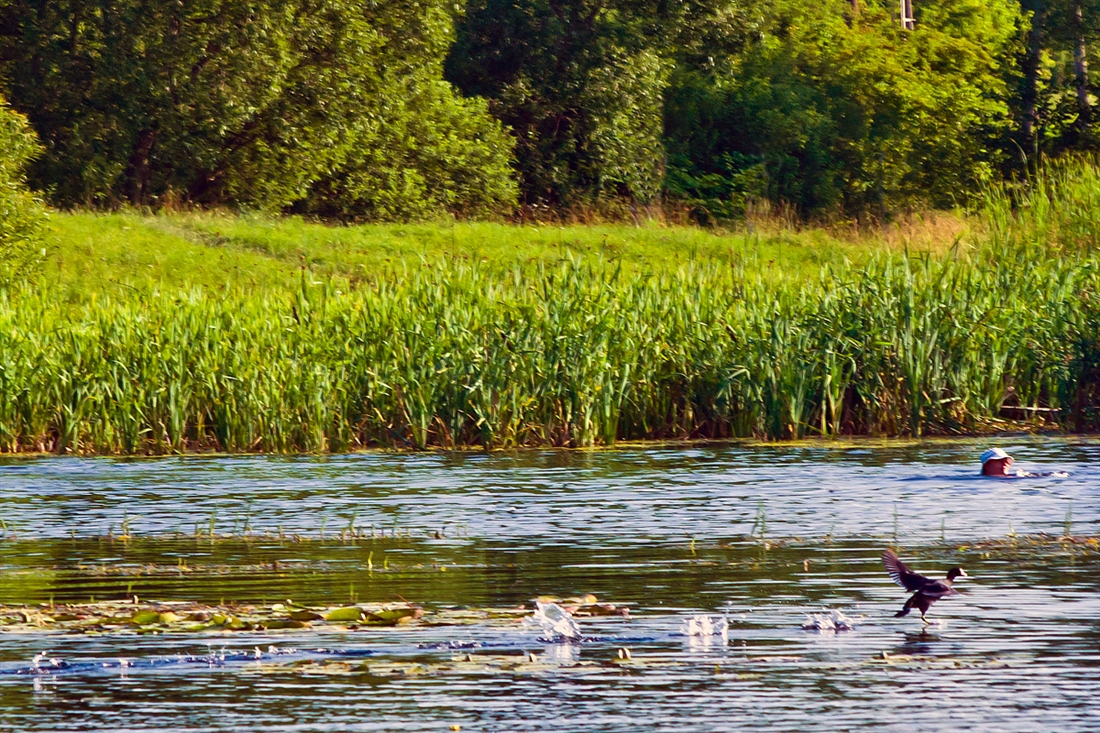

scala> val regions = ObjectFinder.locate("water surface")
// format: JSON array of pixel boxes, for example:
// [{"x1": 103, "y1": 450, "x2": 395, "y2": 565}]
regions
[{"x1": 0, "y1": 438, "x2": 1097, "y2": 731}]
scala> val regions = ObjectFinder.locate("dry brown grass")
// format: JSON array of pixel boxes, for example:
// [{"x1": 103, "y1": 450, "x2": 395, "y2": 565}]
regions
[
  {"x1": 740, "y1": 202, "x2": 975, "y2": 256},
  {"x1": 511, "y1": 196, "x2": 978, "y2": 260}
]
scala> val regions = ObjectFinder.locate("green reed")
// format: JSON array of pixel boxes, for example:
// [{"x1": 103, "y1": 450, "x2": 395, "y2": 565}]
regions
[
  {"x1": 1, "y1": 176, "x2": 1099, "y2": 453},
  {"x1": 0, "y1": 251, "x2": 1097, "y2": 452}
]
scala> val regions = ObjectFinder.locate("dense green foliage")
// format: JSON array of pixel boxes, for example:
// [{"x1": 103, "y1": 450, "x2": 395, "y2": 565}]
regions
[
  {"x1": 666, "y1": 0, "x2": 1020, "y2": 216},
  {"x1": 1018, "y1": 0, "x2": 1100, "y2": 155},
  {"x1": 446, "y1": 0, "x2": 690, "y2": 208},
  {"x1": 295, "y1": 2, "x2": 516, "y2": 220},
  {"x1": 2, "y1": 0, "x2": 1096, "y2": 219},
  {"x1": 0, "y1": 98, "x2": 46, "y2": 286},
  {"x1": 985, "y1": 156, "x2": 1100, "y2": 252},
  {"x1": 444, "y1": 0, "x2": 1095, "y2": 217},
  {"x1": 444, "y1": 0, "x2": 1098, "y2": 216},
  {"x1": 1, "y1": 250, "x2": 1096, "y2": 454},
  {"x1": 0, "y1": 0, "x2": 515, "y2": 218}
]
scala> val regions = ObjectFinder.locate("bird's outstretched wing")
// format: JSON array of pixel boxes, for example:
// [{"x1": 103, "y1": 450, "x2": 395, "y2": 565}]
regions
[{"x1": 882, "y1": 549, "x2": 929, "y2": 592}]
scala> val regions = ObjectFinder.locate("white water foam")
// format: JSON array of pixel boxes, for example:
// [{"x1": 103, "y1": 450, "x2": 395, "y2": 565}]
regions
[
  {"x1": 680, "y1": 615, "x2": 729, "y2": 643},
  {"x1": 801, "y1": 608, "x2": 861, "y2": 632},
  {"x1": 526, "y1": 601, "x2": 582, "y2": 640}
]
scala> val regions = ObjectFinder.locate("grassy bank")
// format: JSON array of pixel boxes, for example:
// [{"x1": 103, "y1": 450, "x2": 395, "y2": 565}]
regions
[
  {"x1": 4, "y1": 245, "x2": 1099, "y2": 452},
  {"x1": 43, "y1": 210, "x2": 952, "y2": 300},
  {"x1": 4, "y1": 163, "x2": 1099, "y2": 453}
]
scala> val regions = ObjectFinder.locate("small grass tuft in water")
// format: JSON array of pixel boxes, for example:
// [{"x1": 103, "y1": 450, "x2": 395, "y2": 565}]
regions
[
  {"x1": 120, "y1": 512, "x2": 135, "y2": 542},
  {"x1": 751, "y1": 501, "x2": 767, "y2": 542}
]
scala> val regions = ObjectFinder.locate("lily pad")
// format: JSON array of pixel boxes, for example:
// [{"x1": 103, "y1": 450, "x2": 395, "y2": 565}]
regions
[
  {"x1": 325, "y1": 606, "x2": 365, "y2": 622},
  {"x1": 364, "y1": 606, "x2": 422, "y2": 625},
  {"x1": 289, "y1": 610, "x2": 324, "y2": 622},
  {"x1": 563, "y1": 594, "x2": 599, "y2": 605},
  {"x1": 263, "y1": 619, "x2": 310, "y2": 630},
  {"x1": 215, "y1": 615, "x2": 250, "y2": 630},
  {"x1": 130, "y1": 610, "x2": 162, "y2": 625}
]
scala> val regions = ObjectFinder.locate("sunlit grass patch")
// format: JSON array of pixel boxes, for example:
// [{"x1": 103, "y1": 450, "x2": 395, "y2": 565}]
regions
[{"x1": 44, "y1": 210, "x2": 899, "y2": 301}]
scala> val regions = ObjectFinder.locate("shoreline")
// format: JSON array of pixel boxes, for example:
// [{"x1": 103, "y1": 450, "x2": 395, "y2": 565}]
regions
[{"x1": 2, "y1": 431, "x2": 1099, "y2": 460}]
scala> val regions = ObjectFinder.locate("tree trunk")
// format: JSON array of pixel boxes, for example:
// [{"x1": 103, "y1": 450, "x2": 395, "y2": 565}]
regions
[
  {"x1": 68, "y1": 0, "x2": 82, "y2": 55},
  {"x1": 1073, "y1": 0, "x2": 1091, "y2": 135},
  {"x1": 1021, "y1": 0, "x2": 1043, "y2": 155},
  {"x1": 126, "y1": 128, "x2": 155, "y2": 206}
]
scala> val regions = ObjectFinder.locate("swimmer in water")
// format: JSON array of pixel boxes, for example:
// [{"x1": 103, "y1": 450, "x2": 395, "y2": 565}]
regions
[
  {"x1": 980, "y1": 447, "x2": 1014, "y2": 476},
  {"x1": 980, "y1": 448, "x2": 1068, "y2": 478}
]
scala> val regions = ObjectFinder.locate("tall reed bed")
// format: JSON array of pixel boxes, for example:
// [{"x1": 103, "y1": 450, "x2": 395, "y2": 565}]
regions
[
  {"x1": 1, "y1": 244, "x2": 1097, "y2": 452},
  {"x1": 983, "y1": 156, "x2": 1100, "y2": 257}
]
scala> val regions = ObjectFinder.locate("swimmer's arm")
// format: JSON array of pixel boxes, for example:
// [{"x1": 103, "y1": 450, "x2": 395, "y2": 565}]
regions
[{"x1": 1013, "y1": 470, "x2": 1069, "y2": 478}]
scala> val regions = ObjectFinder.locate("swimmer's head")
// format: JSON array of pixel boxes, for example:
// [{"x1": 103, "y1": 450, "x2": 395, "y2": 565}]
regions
[{"x1": 980, "y1": 447, "x2": 1014, "y2": 476}]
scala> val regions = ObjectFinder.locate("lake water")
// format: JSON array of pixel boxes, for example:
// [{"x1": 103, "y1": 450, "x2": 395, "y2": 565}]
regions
[{"x1": 0, "y1": 438, "x2": 1097, "y2": 732}]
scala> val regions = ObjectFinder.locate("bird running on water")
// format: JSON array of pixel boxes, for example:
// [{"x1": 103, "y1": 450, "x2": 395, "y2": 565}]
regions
[{"x1": 882, "y1": 549, "x2": 968, "y2": 624}]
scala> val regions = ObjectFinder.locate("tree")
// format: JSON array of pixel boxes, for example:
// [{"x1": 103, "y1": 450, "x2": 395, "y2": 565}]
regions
[
  {"x1": 1014, "y1": 0, "x2": 1099, "y2": 156},
  {"x1": 0, "y1": 0, "x2": 515, "y2": 218},
  {"x1": 0, "y1": 97, "x2": 47, "y2": 287},
  {"x1": 1072, "y1": 0, "x2": 1091, "y2": 133},
  {"x1": 664, "y1": 0, "x2": 1021, "y2": 217},
  {"x1": 446, "y1": 0, "x2": 727, "y2": 209},
  {"x1": 1019, "y1": 0, "x2": 1045, "y2": 155},
  {"x1": 299, "y1": 1, "x2": 516, "y2": 220}
]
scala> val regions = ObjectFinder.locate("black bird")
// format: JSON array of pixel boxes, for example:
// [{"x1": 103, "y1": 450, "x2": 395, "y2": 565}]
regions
[{"x1": 882, "y1": 549, "x2": 968, "y2": 624}]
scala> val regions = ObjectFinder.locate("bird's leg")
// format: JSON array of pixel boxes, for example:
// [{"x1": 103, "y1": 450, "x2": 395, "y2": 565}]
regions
[{"x1": 920, "y1": 612, "x2": 930, "y2": 625}]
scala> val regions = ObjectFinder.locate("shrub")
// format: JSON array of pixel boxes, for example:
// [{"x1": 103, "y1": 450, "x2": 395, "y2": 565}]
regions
[
  {"x1": 0, "y1": 0, "x2": 516, "y2": 219},
  {"x1": 0, "y1": 99, "x2": 47, "y2": 287}
]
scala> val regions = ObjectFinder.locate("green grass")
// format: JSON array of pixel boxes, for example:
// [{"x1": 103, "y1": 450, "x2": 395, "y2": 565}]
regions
[
  {"x1": 5, "y1": 163, "x2": 1096, "y2": 454},
  {"x1": 43, "y1": 211, "x2": 904, "y2": 300},
  {"x1": 46, "y1": 213, "x2": 309, "y2": 298},
  {"x1": 4, "y1": 241, "x2": 1099, "y2": 454}
]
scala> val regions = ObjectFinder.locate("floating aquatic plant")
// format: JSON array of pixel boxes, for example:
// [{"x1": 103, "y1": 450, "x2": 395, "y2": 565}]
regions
[{"x1": 0, "y1": 599, "x2": 427, "y2": 635}]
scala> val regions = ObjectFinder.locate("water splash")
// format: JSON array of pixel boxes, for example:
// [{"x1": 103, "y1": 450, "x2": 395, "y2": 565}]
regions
[
  {"x1": 680, "y1": 615, "x2": 729, "y2": 643},
  {"x1": 31, "y1": 652, "x2": 67, "y2": 672},
  {"x1": 801, "y1": 608, "x2": 861, "y2": 632},
  {"x1": 418, "y1": 640, "x2": 483, "y2": 650},
  {"x1": 527, "y1": 601, "x2": 582, "y2": 641}
]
